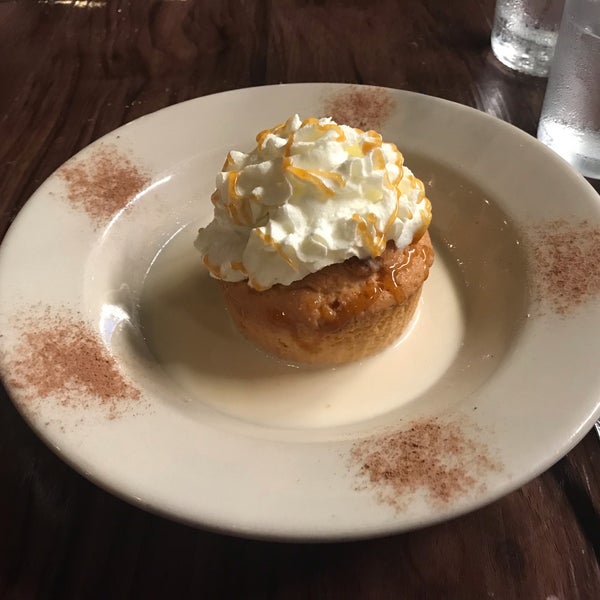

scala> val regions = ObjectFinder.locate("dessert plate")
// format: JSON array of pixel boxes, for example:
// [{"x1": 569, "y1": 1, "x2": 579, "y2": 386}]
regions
[{"x1": 1, "y1": 83, "x2": 600, "y2": 541}]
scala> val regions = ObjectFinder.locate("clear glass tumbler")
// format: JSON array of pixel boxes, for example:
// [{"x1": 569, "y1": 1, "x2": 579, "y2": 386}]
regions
[
  {"x1": 491, "y1": 0, "x2": 566, "y2": 76},
  {"x1": 537, "y1": 0, "x2": 600, "y2": 178}
]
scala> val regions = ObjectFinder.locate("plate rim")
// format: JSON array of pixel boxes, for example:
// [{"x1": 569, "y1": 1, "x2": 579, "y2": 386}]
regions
[{"x1": 1, "y1": 82, "x2": 600, "y2": 541}]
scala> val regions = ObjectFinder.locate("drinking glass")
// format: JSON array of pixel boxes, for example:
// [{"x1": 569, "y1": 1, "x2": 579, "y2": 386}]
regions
[
  {"x1": 491, "y1": 0, "x2": 565, "y2": 76},
  {"x1": 537, "y1": 0, "x2": 600, "y2": 178}
]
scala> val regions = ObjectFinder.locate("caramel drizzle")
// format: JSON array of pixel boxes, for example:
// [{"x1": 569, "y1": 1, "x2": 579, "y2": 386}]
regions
[
  {"x1": 352, "y1": 194, "x2": 400, "y2": 257},
  {"x1": 405, "y1": 173, "x2": 427, "y2": 204},
  {"x1": 221, "y1": 152, "x2": 236, "y2": 172},
  {"x1": 316, "y1": 244, "x2": 429, "y2": 331},
  {"x1": 255, "y1": 116, "x2": 295, "y2": 150},
  {"x1": 413, "y1": 204, "x2": 433, "y2": 242},
  {"x1": 353, "y1": 213, "x2": 381, "y2": 255},
  {"x1": 204, "y1": 256, "x2": 248, "y2": 278},
  {"x1": 300, "y1": 117, "x2": 346, "y2": 142},
  {"x1": 249, "y1": 278, "x2": 269, "y2": 292},
  {"x1": 255, "y1": 230, "x2": 298, "y2": 271},
  {"x1": 280, "y1": 118, "x2": 348, "y2": 197},
  {"x1": 405, "y1": 174, "x2": 432, "y2": 242},
  {"x1": 203, "y1": 255, "x2": 222, "y2": 278},
  {"x1": 283, "y1": 131, "x2": 296, "y2": 156},
  {"x1": 230, "y1": 261, "x2": 248, "y2": 275},
  {"x1": 388, "y1": 143, "x2": 404, "y2": 185},
  {"x1": 252, "y1": 117, "x2": 410, "y2": 203},
  {"x1": 372, "y1": 147, "x2": 387, "y2": 170},
  {"x1": 361, "y1": 130, "x2": 383, "y2": 154},
  {"x1": 257, "y1": 117, "x2": 350, "y2": 197},
  {"x1": 225, "y1": 171, "x2": 255, "y2": 225},
  {"x1": 282, "y1": 157, "x2": 345, "y2": 198}
]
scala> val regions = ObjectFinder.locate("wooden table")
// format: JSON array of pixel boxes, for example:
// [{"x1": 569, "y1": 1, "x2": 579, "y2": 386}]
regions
[{"x1": 1, "y1": 1, "x2": 599, "y2": 598}]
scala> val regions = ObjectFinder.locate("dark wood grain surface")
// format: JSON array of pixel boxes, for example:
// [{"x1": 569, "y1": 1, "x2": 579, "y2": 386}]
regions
[{"x1": 1, "y1": 1, "x2": 600, "y2": 598}]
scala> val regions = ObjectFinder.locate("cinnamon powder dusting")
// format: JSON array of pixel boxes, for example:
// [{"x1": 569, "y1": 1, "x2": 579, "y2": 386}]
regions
[
  {"x1": 350, "y1": 420, "x2": 499, "y2": 510},
  {"x1": 7, "y1": 311, "x2": 141, "y2": 419},
  {"x1": 529, "y1": 220, "x2": 600, "y2": 315},
  {"x1": 60, "y1": 145, "x2": 150, "y2": 223},
  {"x1": 323, "y1": 86, "x2": 395, "y2": 131}
]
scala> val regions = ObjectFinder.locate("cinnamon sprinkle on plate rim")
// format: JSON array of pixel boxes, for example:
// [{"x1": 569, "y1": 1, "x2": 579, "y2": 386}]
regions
[
  {"x1": 528, "y1": 219, "x2": 600, "y2": 316},
  {"x1": 4, "y1": 308, "x2": 142, "y2": 421},
  {"x1": 350, "y1": 419, "x2": 501, "y2": 510},
  {"x1": 59, "y1": 144, "x2": 151, "y2": 224},
  {"x1": 323, "y1": 85, "x2": 395, "y2": 131}
]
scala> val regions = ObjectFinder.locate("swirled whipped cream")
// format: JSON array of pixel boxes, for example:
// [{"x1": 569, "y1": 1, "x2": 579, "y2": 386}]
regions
[{"x1": 195, "y1": 115, "x2": 432, "y2": 290}]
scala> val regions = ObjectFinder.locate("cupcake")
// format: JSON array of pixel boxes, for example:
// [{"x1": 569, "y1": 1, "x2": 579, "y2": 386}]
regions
[{"x1": 195, "y1": 115, "x2": 434, "y2": 365}]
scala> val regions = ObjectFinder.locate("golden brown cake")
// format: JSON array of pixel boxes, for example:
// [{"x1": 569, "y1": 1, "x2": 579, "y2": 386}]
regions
[{"x1": 220, "y1": 232, "x2": 434, "y2": 365}]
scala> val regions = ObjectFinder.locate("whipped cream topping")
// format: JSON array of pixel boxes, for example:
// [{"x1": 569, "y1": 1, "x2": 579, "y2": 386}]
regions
[{"x1": 195, "y1": 115, "x2": 432, "y2": 290}]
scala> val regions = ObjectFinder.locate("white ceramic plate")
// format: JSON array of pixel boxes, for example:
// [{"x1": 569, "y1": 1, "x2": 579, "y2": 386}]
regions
[{"x1": 1, "y1": 84, "x2": 600, "y2": 541}]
